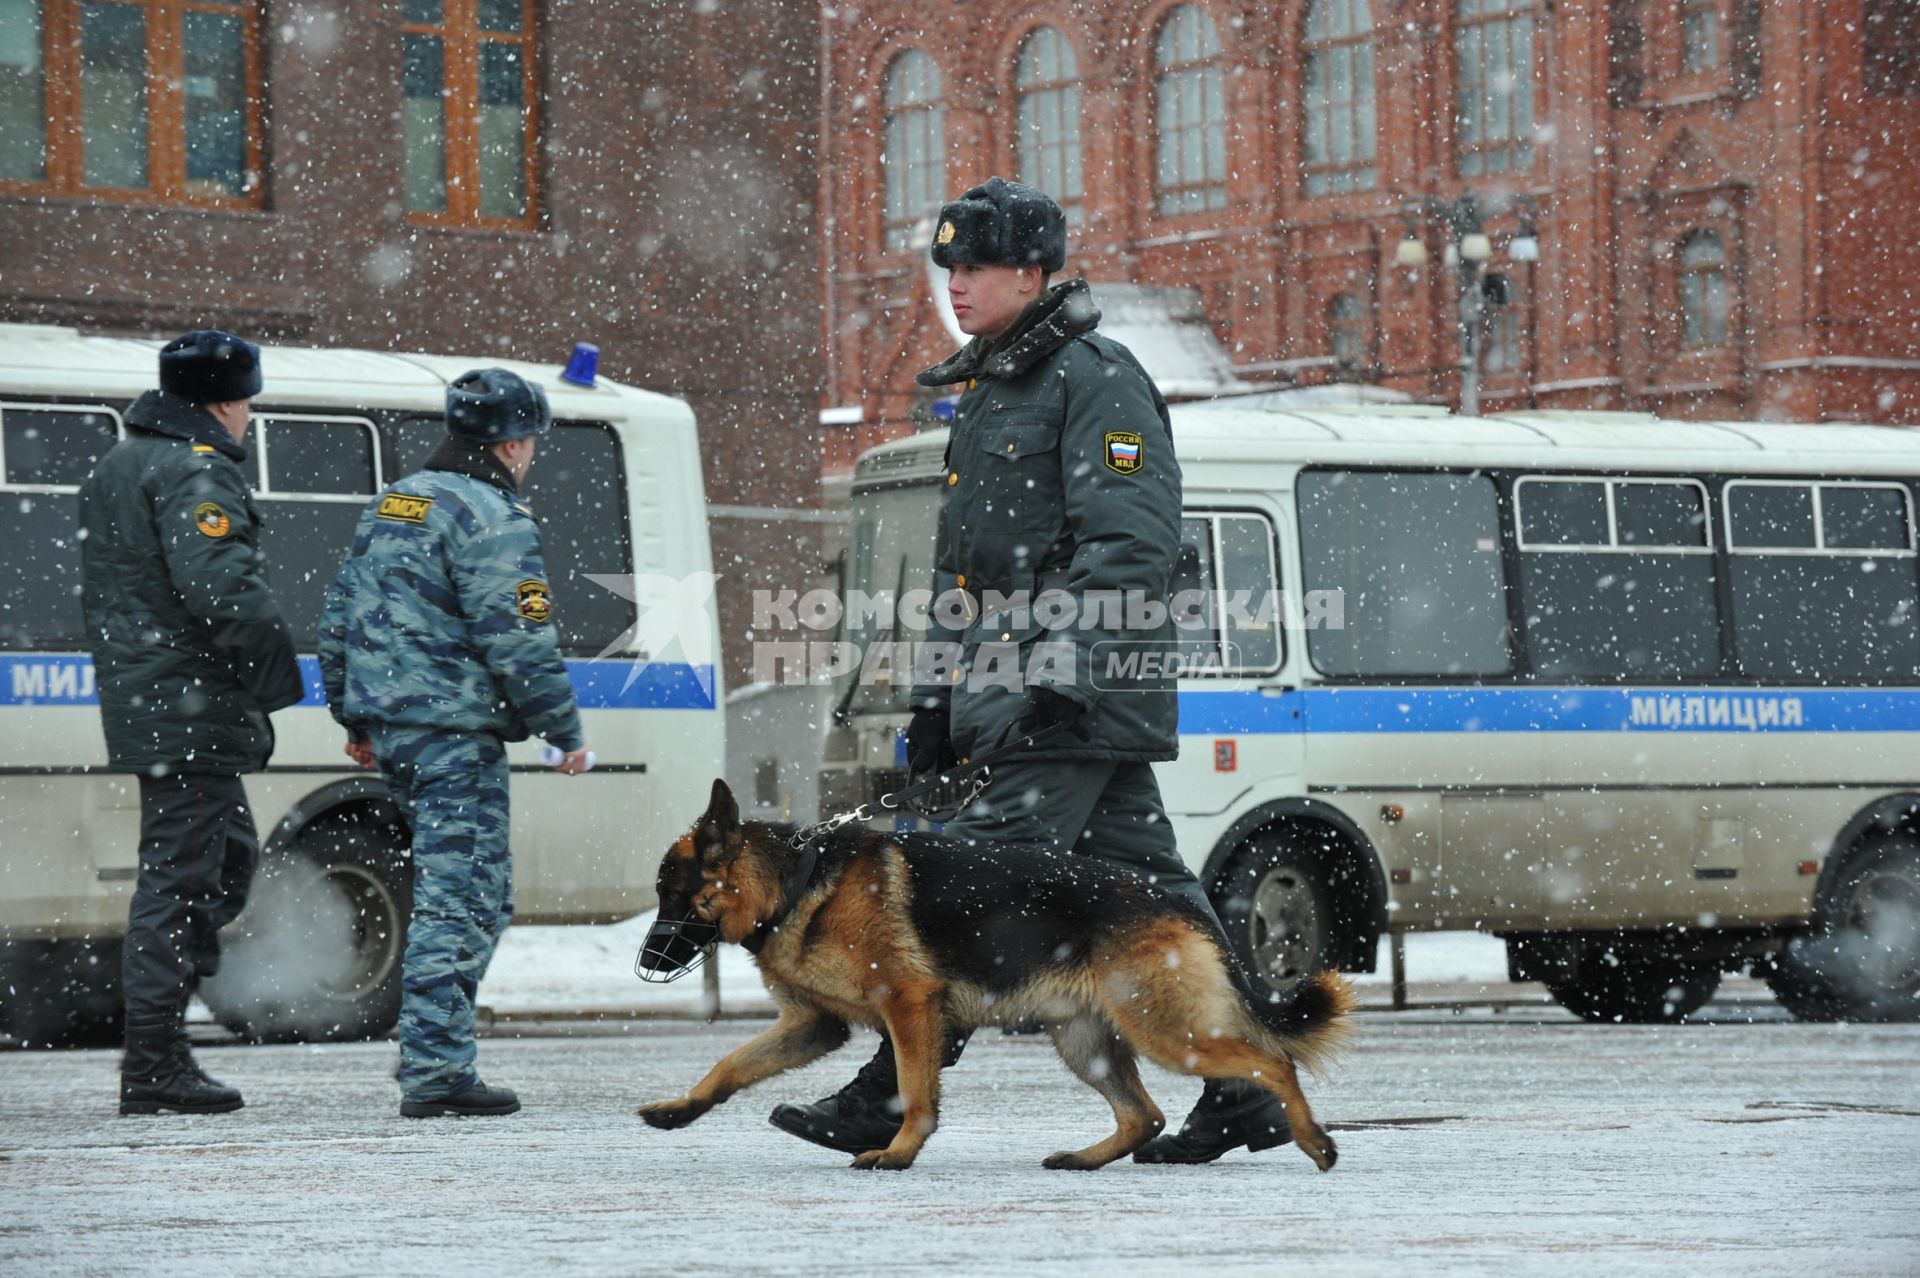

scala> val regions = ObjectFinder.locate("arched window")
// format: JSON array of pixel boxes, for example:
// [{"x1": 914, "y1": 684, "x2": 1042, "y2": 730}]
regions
[
  {"x1": 1016, "y1": 27, "x2": 1083, "y2": 225},
  {"x1": 1327, "y1": 293, "x2": 1366, "y2": 370},
  {"x1": 1302, "y1": 0, "x2": 1376, "y2": 196},
  {"x1": 1678, "y1": 229, "x2": 1729, "y2": 349},
  {"x1": 1455, "y1": 0, "x2": 1536, "y2": 176},
  {"x1": 1153, "y1": 4, "x2": 1227, "y2": 215},
  {"x1": 883, "y1": 49, "x2": 944, "y2": 250}
]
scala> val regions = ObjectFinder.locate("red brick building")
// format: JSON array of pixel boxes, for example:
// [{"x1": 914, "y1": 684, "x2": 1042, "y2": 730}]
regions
[
  {"x1": 818, "y1": 0, "x2": 1920, "y2": 476},
  {"x1": 0, "y1": 0, "x2": 825, "y2": 689}
]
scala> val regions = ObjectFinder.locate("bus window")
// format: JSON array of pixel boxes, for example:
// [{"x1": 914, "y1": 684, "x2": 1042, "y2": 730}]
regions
[
  {"x1": 1516, "y1": 476, "x2": 1720, "y2": 681},
  {"x1": 1171, "y1": 517, "x2": 1219, "y2": 665},
  {"x1": 1175, "y1": 513, "x2": 1283, "y2": 674},
  {"x1": 0, "y1": 403, "x2": 122, "y2": 650},
  {"x1": 263, "y1": 416, "x2": 378, "y2": 495},
  {"x1": 520, "y1": 423, "x2": 637, "y2": 655},
  {"x1": 2, "y1": 405, "x2": 120, "y2": 486},
  {"x1": 1726, "y1": 480, "x2": 1920, "y2": 683},
  {"x1": 1298, "y1": 469, "x2": 1511, "y2": 678},
  {"x1": 252, "y1": 416, "x2": 383, "y2": 647}
]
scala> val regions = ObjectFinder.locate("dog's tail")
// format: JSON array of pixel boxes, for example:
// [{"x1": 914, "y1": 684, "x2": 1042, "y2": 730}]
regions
[{"x1": 1238, "y1": 968, "x2": 1356, "y2": 1076}]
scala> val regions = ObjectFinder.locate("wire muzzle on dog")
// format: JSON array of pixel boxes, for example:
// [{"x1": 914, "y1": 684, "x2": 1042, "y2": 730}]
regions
[{"x1": 635, "y1": 914, "x2": 720, "y2": 983}]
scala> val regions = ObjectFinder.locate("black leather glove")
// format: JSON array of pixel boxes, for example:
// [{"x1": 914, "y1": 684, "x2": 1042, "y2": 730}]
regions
[
  {"x1": 1021, "y1": 685, "x2": 1090, "y2": 739},
  {"x1": 906, "y1": 706, "x2": 958, "y2": 777}
]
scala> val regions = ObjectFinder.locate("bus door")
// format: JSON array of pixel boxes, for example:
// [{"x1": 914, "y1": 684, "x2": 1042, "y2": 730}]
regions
[{"x1": 1166, "y1": 506, "x2": 1301, "y2": 820}]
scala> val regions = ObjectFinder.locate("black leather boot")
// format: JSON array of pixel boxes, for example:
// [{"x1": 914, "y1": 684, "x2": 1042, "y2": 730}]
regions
[
  {"x1": 767, "y1": 1041, "x2": 904, "y2": 1154},
  {"x1": 1132, "y1": 1078, "x2": 1292, "y2": 1164},
  {"x1": 120, "y1": 1020, "x2": 244, "y2": 1115},
  {"x1": 400, "y1": 1080, "x2": 521, "y2": 1118}
]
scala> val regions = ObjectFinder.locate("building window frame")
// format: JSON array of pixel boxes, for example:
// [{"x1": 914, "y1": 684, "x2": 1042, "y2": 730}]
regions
[
  {"x1": 1326, "y1": 291, "x2": 1367, "y2": 372},
  {"x1": 1151, "y1": 2, "x2": 1228, "y2": 217},
  {"x1": 0, "y1": 0, "x2": 266, "y2": 207},
  {"x1": 881, "y1": 46, "x2": 943, "y2": 252},
  {"x1": 1301, "y1": 0, "x2": 1376, "y2": 198},
  {"x1": 1453, "y1": 0, "x2": 1538, "y2": 178},
  {"x1": 1676, "y1": 227, "x2": 1729, "y2": 351},
  {"x1": 1013, "y1": 24, "x2": 1082, "y2": 226},
  {"x1": 401, "y1": 0, "x2": 540, "y2": 231}
]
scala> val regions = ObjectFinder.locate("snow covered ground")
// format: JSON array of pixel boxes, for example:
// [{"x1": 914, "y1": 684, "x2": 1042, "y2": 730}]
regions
[{"x1": 6, "y1": 1004, "x2": 1917, "y2": 1275}]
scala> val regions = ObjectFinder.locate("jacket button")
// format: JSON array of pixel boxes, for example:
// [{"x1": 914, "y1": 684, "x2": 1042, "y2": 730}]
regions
[
  {"x1": 1006, "y1": 443, "x2": 1015, "y2": 452},
  {"x1": 956, "y1": 573, "x2": 967, "y2": 588},
  {"x1": 1001, "y1": 632, "x2": 1011, "y2": 642},
  {"x1": 948, "y1": 472, "x2": 958, "y2": 486}
]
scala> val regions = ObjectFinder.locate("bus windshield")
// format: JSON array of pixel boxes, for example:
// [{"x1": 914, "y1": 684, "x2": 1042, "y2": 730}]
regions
[{"x1": 840, "y1": 480, "x2": 940, "y2": 715}]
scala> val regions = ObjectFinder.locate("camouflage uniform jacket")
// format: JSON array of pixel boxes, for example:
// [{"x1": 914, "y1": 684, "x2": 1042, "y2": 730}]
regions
[
  {"x1": 317, "y1": 443, "x2": 584, "y2": 750},
  {"x1": 80, "y1": 390, "x2": 303, "y2": 774}
]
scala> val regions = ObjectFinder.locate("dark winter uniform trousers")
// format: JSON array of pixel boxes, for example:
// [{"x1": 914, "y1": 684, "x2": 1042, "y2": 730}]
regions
[
  {"x1": 123, "y1": 773, "x2": 259, "y2": 1027},
  {"x1": 371, "y1": 725, "x2": 514, "y2": 1102},
  {"x1": 945, "y1": 758, "x2": 1223, "y2": 931},
  {"x1": 854, "y1": 758, "x2": 1223, "y2": 1085}
]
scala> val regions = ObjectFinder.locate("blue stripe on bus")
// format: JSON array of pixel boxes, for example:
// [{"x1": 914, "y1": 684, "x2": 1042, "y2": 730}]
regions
[
  {"x1": 0, "y1": 654, "x2": 718, "y2": 712},
  {"x1": 1179, "y1": 686, "x2": 1920, "y2": 735}
]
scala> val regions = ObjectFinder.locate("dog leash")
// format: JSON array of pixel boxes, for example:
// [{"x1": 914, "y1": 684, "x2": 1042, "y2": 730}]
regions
[{"x1": 787, "y1": 718, "x2": 1074, "y2": 851}]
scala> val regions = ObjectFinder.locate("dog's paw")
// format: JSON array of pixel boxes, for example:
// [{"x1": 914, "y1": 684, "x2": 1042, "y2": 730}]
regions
[
  {"x1": 1306, "y1": 1128, "x2": 1338, "y2": 1172},
  {"x1": 850, "y1": 1149, "x2": 916, "y2": 1171},
  {"x1": 1041, "y1": 1150, "x2": 1103, "y2": 1172},
  {"x1": 637, "y1": 1097, "x2": 707, "y2": 1130}
]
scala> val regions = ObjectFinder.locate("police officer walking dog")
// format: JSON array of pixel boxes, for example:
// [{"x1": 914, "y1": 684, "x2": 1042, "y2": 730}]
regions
[
  {"x1": 81, "y1": 331, "x2": 304, "y2": 1115},
  {"x1": 768, "y1": 178, "x2": 1293, "y2": 1164},
  {"x1": 319, "y1": 368, "x2": 588, "y2": 1118}
]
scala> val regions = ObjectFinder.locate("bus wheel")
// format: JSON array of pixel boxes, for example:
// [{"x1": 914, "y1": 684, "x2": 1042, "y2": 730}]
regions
[
  {"x1": 1767, "y1": 833, "x2": 1920, "y2": 1024},
  {"x1": 201, "y1": 821, "x2": 412, "y2": 1043},
  {"x1": 1214, "y1": 835, "x2": 1338, "y2": 1000},
  {"x1": 0, "y1": 939, "x2": 125, "y2": 1048},
  {"x1": 1543, "y1": 945, "x2": 1720, "y2": 1024}
]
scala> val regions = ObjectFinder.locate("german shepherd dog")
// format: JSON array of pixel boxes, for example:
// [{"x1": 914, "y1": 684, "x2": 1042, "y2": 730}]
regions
[{"x1": 637, "y1": 780, "x2": 1352, "y2": 1171}]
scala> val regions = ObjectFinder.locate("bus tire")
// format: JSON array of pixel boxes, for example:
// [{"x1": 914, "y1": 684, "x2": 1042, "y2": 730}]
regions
[
  {"x1": 201, "y1": 820, "x2": 412, "y2": 1044},
  {"x1": 1543, "y1": 945, "x2": 1720, "y2": 1024},
  {"x1": 1213, "y1": 834, "x2": 1341, "y2": 1000},
  {"x1": 1766, "y1": 833, "x2": 1920, "y2": 1024},
  {"x1": 0, "y1": 939, "x2": 124, "y2": 1048}
]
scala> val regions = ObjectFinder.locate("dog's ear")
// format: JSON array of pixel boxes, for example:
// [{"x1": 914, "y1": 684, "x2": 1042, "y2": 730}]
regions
[{"x1": 703, "y1": 778, "x2": 740, "y2": 836}]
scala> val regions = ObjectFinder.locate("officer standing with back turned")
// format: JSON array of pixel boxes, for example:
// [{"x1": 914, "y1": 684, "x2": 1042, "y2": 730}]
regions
[
  {"x1": 768, "y1": 177, "x2": 1294, "y2": 1163},
  {"x1": 81, "y1": 330, "x2": 304, "y2": 1115},
  {"x1": 318, "y1": 368, "x2": 588, "y2": 1119}
]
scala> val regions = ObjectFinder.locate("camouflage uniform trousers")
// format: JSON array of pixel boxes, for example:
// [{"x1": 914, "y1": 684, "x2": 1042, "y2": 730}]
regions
[{"x1": 370, "y1": 725, "x2": 514, "y2": 1101}]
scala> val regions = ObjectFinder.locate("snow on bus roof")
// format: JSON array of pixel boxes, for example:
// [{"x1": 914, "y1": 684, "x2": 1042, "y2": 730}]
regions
[
  {"x1": 1170, "y1": 405, "x2": 1920, "y2": 472},
  {"x1": 851, "y1": 404, "x2": 1920, "y2": 482},
  {"x1": 0, "y1": 323, "x2": 679, "y2": 416}
]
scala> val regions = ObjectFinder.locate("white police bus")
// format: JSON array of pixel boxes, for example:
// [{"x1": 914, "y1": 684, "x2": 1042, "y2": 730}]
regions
[
  {"x1": 0, "y1": 324, "x2": 721, "y2": 1044},
  {"x1": 823, "y1": 403, "x2": 1920, "y2": 1024}
]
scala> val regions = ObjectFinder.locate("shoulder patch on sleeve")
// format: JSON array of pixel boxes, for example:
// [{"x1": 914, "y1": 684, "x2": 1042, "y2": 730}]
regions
[
  {"x1": 516, "y1": 578, "x2": 553, "y2": 623},
  {"x1": 377, "y1": 493, "x2": 436, "y2": 524},
  {"x1": 1104, "y1": 431, "x2": 1143, "y2": 474},
  {"x1": 193, "y1": 501, "x2": 232, "y2": 537}
]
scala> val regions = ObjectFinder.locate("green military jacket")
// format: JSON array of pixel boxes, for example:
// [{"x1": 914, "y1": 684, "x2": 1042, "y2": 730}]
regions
[
  {"x1": 910, "y1": 278, "x2": 1182, "y2": 762},
  {"x1": 79, "y1": 390, "x2": 304, "y2": 774}
]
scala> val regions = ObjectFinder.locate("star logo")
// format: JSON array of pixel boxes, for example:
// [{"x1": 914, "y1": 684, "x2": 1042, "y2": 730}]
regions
[{"x1": 585, "y1": 572, "x2": 721, "y2": 703}]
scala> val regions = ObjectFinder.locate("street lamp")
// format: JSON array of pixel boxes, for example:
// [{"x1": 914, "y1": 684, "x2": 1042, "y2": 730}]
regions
[{"x1": 1397, "y1": 191, "x2": 1537, "y2": 417}]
